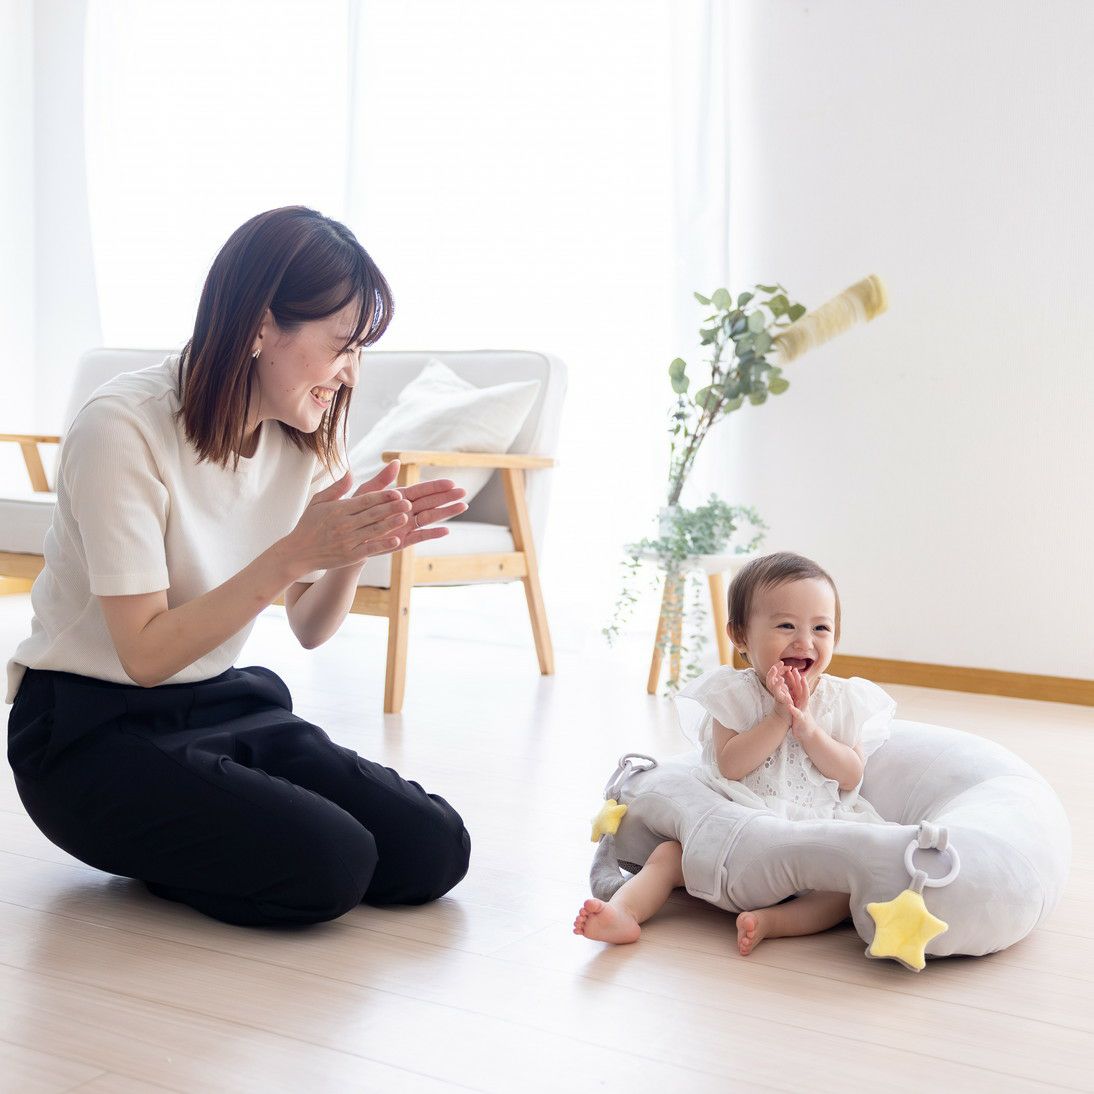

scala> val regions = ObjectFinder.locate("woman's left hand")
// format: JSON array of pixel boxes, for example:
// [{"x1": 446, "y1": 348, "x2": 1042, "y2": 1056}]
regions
[
  {"x1": 353, "y1": 460, "x2": 467, "y2": 548},
  {"x1": 392, "y1": 476, "x2": 467, "y2": 548}
]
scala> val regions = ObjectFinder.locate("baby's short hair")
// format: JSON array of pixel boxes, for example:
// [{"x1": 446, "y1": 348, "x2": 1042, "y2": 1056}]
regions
[{"x1": 728, "y1": 551, "x2": 842, "y2": 661}]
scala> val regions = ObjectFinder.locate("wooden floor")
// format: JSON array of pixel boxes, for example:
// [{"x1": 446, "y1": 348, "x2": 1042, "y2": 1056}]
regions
[{"x1": 1, "y1": 587, "x2": 1091, "y2": 1093}]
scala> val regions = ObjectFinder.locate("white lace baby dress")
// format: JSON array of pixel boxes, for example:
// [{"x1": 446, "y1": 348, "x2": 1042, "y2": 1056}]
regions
[{"x1": 675, "y1": 667, "x2": 896, "y2": 823}]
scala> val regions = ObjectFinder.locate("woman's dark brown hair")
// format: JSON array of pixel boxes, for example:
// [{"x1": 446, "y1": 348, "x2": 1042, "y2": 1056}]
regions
[
  {"x1": 728, "y1": 551, "x2": 842, "y2": 662},
  {"x1": 179, "y1": 205, "x2": 393, "y2": 469}
]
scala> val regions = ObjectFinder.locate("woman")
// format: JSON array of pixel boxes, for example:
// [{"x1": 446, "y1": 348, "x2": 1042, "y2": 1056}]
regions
[{"x1": 6, "y1": 206, "x2": 471, "y2": 926}]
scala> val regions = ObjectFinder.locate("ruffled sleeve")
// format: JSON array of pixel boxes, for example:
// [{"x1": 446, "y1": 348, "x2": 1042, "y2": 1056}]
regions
[
  {"x1": 674, "y1": 667, "x2": 763, "y2": 751},
  {"x1": 835, "y1": 677, "x2": 896, "y2": 759}
]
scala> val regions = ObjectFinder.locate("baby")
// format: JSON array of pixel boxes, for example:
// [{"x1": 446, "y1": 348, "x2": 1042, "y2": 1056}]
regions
[{"x1": 574, "y1": 551, "x2": 896, "y2": 954}]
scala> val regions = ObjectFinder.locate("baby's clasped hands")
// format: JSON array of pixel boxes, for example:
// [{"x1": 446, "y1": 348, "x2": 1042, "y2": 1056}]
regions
[{"x1": 766, "y1": 662, "x2": 817, "y2": 742}]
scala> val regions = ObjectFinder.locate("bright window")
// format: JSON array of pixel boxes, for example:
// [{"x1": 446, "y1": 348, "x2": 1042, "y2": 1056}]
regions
[{"x1": 84, "y1": 0, "x2": 350, "y2": 347}]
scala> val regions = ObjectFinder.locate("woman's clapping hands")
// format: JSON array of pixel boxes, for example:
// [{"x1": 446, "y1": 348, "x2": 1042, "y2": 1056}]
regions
[{"x1": 282, "y1": 460, "x2": 467, "y2": 576}]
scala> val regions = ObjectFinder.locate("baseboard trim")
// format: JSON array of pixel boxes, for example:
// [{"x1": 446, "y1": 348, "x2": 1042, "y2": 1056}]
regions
[
  {"x1": 731, "y1": 652, "x2": 1092, "y2": 706},
  {"x1": 836, "y1": 655, "x2": 1094, "y2": 707}
]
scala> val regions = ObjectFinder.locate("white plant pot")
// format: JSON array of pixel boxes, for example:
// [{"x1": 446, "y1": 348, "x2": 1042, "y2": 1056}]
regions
[{"x1": 658, "y1": 505, "x2": 680, "y2": 540}]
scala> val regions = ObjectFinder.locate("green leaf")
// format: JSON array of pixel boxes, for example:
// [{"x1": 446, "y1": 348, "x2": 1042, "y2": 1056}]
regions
[
  {"x1": 671, "y1": 374, "x2": 690, "y2": 394},
  {"x1": 711, "y1": 287, "x2": 733, "y2": 310},
  {"x1": 755, "y1": 283, "x2": 778, "y2": 293},
  {"x1": 737, "y1": 291, "x2": 753, "y2": 307},
  {"x1": 748, "y1": 389, "x2": 768, "y2": 406},
  {"x1": 694, "y1": 385, "x2": 719, "y2": 410},
  {"x1": 787, "y1": 303, "x2": 807, "y2": 322},
  {"x1": 668, "y1": 357, "x2": 687, "y2": 379},
  {"x1": 699, "y1": 329, "x2": 717, "y2": 345},
  {"x1": 769, "y1": 377, "x2": 790, "y2": 394},
  {"x1": 730, "y1": 317, "x2": 748, "y2": 337},
  {"x1": 752, "y1": 331, "x2": 772, "y2": 354},
  {"x1": 747, "y1": 311, "x2": 766, "y2": 333},
  {"x1": 693, "y1": 292, "x2": 711, "y2": 305},
  {"x1": 724, "y1": 395, "x2": 744, "y2": 412},
  {"x1": 767, "y1": 294, "x2": 789, "y2": 318}
]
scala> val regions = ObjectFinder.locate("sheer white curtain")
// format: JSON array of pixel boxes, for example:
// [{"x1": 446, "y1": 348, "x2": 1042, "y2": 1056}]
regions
[
  {"x1": 80, "y1": 0, "x2": 733, "y2": 653},
  {"x1": 346, "y1": 0, "x2": 687, "y2": 649},
  {"x1": 0, "y1": 0, "x2": 36, "y2": 443},
  {"x1": 84, "y1": 0, "x2": 351, "y2": 348},
  {"x1": 0, "y1": 0, "x2": 100, "y2": 493},
  {"x1": 669, "y1": 0, "x2": 735, "y2": 506}
]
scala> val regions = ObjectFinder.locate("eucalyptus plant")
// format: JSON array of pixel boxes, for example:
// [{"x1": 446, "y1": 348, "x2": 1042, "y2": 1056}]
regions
[
  {"x1": 667, "y1": 285, "x2": 806, "y2": 505},
  {"x1": 605, "y1": 284, "x2": 807, "y2": 692}
]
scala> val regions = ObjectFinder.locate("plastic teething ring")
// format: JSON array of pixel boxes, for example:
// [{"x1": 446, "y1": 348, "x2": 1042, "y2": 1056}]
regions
[
  {"x1": 904, "y1": 839, "x2": 961, "y2": 888},
  {"x1": 603, "y1": 753, "x2": 658, "y2": 801}
]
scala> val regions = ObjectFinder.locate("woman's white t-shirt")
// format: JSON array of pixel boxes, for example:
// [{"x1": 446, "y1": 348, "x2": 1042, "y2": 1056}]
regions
[
  {"x1": 5, "y1": 356, "x2": 332, "y2": 702},
  {"x1": 675, "y1": 666, "x2": 896, "y2": 823}
]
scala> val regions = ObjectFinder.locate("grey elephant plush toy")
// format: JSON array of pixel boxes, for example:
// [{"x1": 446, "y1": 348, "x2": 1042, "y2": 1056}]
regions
[{"x1": 590, "y1": 719, "x2": 1070, "y2": 970}]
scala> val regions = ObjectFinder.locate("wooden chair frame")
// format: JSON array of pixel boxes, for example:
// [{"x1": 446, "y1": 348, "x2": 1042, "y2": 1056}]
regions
[
  {"x1": 0, "y1": 436, "x2": 556, "y2": 714},
  {"x1": 368, "y1": 449, "x2": 555, "y2": 714},
  {"x1": 0, "y1": 433, "x2": 57, "y2": 593}
]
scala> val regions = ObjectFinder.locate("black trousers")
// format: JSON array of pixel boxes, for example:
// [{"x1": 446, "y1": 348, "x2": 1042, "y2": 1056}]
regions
[{"x1": 7, "y1": 666, "x2": 470, "y2": 926}]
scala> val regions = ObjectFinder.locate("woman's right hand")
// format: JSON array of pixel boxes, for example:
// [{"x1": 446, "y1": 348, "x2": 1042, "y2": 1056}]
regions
[{"x1": 280, "y1": 467, "x2": 412, "y2": 577}]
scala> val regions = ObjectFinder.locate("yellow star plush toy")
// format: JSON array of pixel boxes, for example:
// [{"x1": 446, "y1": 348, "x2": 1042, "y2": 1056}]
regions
[
  {"x1": 590, "y1": 799, "x2": 628, "y2": 842},
  {"x1": 866, "y1": 888, "x2": 948, "y2": 972}
]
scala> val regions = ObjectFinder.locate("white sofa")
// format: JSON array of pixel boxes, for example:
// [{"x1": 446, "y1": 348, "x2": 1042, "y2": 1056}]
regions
[{"x1": 1, "y1": 347, "x2": 567, "y2": 712}]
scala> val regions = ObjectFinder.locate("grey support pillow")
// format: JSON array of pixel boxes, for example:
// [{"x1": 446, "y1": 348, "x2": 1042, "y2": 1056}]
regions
[{"x1": 592, "y1": 720, "x2": 1070, "y2": 967}]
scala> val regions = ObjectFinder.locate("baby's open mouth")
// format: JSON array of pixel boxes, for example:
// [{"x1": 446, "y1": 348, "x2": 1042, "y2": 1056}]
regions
[{"x1": 781, "y1": 657, "x2": 815, "y2": 672}]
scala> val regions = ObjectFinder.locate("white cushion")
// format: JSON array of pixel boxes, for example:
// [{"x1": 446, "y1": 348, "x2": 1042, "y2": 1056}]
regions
[
  {"x1": 348, "y1": 359, "x2": 540, "y2": 505},
  {"x1": 0, "y1": 492, "x2": 56, "y2": 554},
  {"x1": 356, "y1": 520, "x2": 515, "y2": 588}
]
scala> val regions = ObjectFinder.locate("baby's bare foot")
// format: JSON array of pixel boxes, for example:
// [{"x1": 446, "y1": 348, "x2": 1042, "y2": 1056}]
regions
[
  {"x1": 573, "y1": 898, "x2": 641, "y2": 944},
  {"x1": 736, "y1": 910, "x2": 769, "y2": 956}
]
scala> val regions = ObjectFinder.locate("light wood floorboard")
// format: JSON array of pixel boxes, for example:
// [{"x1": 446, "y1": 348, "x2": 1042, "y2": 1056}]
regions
[{"x1": 1, "y1": 590, "x2": 1091, "y2": 1092}]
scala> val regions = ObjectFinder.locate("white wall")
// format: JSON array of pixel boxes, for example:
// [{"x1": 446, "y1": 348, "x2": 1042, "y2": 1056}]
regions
[{"x1": 712, "y1": 0, "x2": 1093, "y2": 679}]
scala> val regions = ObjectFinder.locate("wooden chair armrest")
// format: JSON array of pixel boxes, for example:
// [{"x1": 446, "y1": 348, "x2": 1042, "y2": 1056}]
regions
[
  {"x1": 381, "y1": 450, "x2": 554, "y2": 470},
  {"x1": 0, "y1": 433, "x2": 60, "y2": 492},
  {"x1": 0, "y1": 433, "x2": 61, "y2": 445}
]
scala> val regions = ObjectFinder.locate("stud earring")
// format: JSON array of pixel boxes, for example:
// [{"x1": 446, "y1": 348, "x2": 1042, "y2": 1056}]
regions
[{"x1": 252, "y1": 349, "x2": 259, "y2": 360}]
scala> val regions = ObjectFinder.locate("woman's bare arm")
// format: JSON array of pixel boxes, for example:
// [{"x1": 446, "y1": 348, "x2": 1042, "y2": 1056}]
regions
[
  {"x1": 100, "y1": 472, "x2": 412, "y2": 687},
  {"x1": 100, "y1": 543, "x2": 301, "y2": 687}
]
